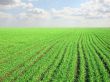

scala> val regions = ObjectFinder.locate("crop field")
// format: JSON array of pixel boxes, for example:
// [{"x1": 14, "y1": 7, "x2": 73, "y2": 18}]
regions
[{"x1": 0, "y1": 28, "x2": 110, "y2": 82}]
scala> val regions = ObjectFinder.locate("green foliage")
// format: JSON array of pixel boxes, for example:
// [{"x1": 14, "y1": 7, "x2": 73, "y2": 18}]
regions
[{"x1": 0, "y1": 28, "x2": 110, "y2": 82}]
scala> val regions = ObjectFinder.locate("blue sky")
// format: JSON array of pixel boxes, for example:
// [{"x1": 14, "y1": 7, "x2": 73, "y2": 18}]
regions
[
  {"x1": 0, "y1": 0, "x2": 110, "y2": 27},
  {"x1": 30, "y1": 0, "x2": 86, "y2": 10}
]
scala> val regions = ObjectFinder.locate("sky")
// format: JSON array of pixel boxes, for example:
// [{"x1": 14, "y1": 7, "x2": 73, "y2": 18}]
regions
[{"x1": 0, "y1": 0, "x2": 110, "y2": 27}]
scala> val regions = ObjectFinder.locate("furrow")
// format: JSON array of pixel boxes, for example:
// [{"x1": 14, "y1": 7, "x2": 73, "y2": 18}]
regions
[
  {"x1": 10, "y1": 41, "x2": 58, "y2": 82},
  {"x1": 87, "y1": 35, "x2": 102, "y2": 82},
  {"x1": 36, "y1": 42, "x2": 66, "y2": 81},
  {"x1": 73, "y1": 35, "x2": 81, "y2": 82},
  {"x1": 81, "y1": 34, "x2": 89, "y2": 82},
  {"x1": 88, "y1": 34, "x2": 110, "y2": 81},
  {"x1": 90, "y1": 36, "x2": 110, "y2": 75},
  {"x1": 48, "y1": 43, "x2": 68, "y2": 82},
  {"x1": 93, "y1": 34, "x2": 110, "y2": 60}
]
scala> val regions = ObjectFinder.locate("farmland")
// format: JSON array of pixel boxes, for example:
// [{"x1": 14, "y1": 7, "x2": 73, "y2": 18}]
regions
[{"x1": 0, "y1": 28, "x2": 110, "y2": 82}]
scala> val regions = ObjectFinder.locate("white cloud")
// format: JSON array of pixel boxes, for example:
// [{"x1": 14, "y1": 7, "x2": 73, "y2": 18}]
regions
[
  {"x1": 18, "y1": 8, "x2": 50, "y2": 19},
  {"x1": 0, "y1": 0, "x2": 20, "y2": 5},
  {"x1": 0, "y1": 0, "x2": 48, "y2": 19},
  {"x1": 0, "y1": 0, "x2": 110, "y2": 27},
  {"x1": 51, "y1": 7, "x2": 83, "y2": 19},
  {"x1": 0, "y1": 0, "x2": 34, "y2": 9},
  {"x1": 0, "y1": 12, "x2": 13, "y2": 18},
  {"x1": 51, "y1": 0, "x2": 110, "y2": 19},
  {"x1": 80, "y1": 0, "x2": 110, "y2": 18},
  {"x1": 0, "y1": 0, "x2": 22, "y2": 8},
  {"x1": 21, "y1": 3, "x2": 34, "y2": 9}
]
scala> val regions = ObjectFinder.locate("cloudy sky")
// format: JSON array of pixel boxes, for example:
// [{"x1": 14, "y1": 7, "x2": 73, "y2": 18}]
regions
[{"x1": 0, "y1": 0, "x2": 110, "y2": 27}]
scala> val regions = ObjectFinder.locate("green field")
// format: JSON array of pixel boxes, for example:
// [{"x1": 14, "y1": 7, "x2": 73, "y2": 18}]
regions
[{"x1": 0, "y1": 28, "x2": 110, "y2": 82}]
